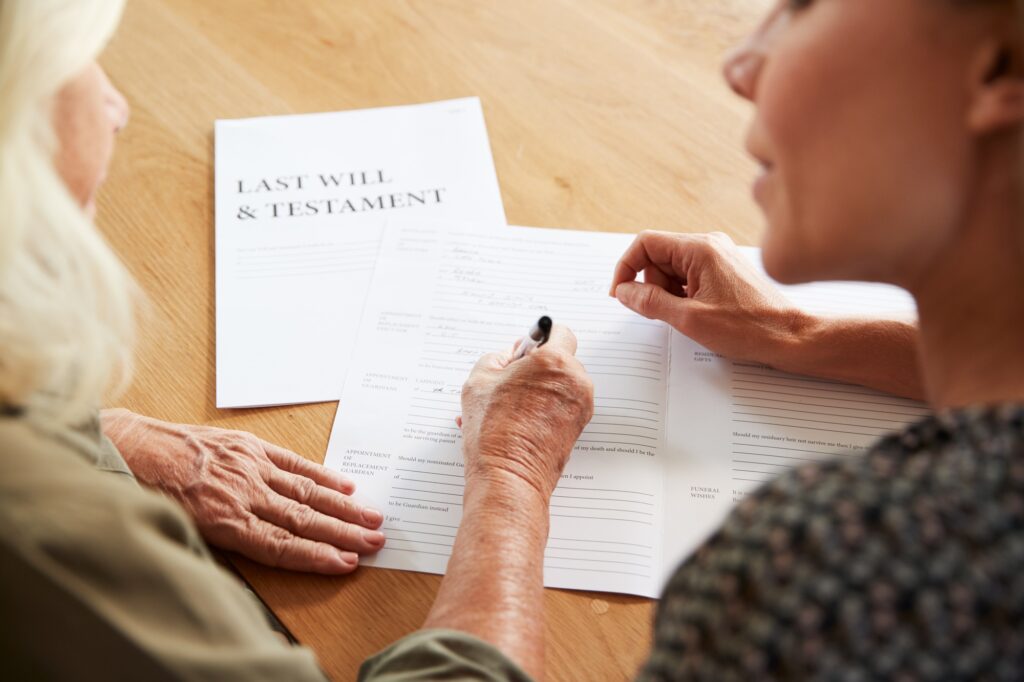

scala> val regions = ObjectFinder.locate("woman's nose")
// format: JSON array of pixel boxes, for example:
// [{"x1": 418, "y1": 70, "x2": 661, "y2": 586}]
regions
[{"x1": 722, "y1": 45, "x2": 763, "y2": 102}]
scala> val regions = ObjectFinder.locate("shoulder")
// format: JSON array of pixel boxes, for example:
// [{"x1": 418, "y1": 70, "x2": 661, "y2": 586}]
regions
[
  {"x1": 644, "y1": 406, "x2": 1024, "y2": 680},
  {"x1": 0, "y1": 415, "x2": 326, "y2": 681},
  {"x1": 0, "y1": 416, "x2": 212, "y2": 621},
  {"x1": 0, "y1": 415, "x2": 193, "y2": 552}
]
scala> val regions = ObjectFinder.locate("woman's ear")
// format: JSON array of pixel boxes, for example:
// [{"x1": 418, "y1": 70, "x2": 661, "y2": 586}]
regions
[{"x1": 968, "y1": 42, "x2": 1024, "y2": 134}]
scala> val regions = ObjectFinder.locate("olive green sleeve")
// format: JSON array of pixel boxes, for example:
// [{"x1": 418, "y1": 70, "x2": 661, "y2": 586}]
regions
[
  {"x1": 0, "y1": 419, "x2": 327, "y2": 682},
  {"x1": 358, "y1": 629, "x2": 534, "y2": 682}
]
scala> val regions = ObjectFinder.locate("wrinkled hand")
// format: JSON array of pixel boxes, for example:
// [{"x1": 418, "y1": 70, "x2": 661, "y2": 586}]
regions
[
  {"x1": 610, "y1": 230, "x2": 803, "y2": 365},
  {"x1": 458, "y1": 326, "x2": 594, "y2": 500},
  {"x1": 101, "y1": 409, "x2": 384, "y2": 574}
]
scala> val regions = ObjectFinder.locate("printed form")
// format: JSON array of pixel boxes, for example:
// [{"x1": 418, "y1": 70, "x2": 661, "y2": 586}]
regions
[
  {"x1": 324, "y1": 222, "x2": 924, "y2": 597},
  {"x1": 214, "y1": 98, "x2": 505, "y2": 408},
  {"x1": 325, "y1": 222, "x2": 666, "y2": 596}
]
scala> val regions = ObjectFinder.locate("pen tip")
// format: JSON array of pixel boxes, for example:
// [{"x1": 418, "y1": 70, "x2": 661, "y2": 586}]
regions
[{"x1": 539, "y1": 316, "x2": 553, "y2": 333}]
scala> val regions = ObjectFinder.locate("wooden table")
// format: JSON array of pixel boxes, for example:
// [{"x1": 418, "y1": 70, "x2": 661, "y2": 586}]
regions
[{"x1": 98, "y1": 1, "x2": 770, "y2": 679}]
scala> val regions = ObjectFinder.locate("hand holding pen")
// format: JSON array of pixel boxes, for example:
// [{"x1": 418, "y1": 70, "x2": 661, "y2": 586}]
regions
[
  {"x1": 457, "y1": 320, "x2": 595, "y2": 498},
  {"x1": 512, "y1": 316, "x2": 553, "y2": 360}
]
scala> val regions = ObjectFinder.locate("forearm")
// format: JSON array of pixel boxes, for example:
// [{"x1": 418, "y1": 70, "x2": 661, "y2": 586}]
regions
[
  {"x1": 772, "y1": 314, "x2": 924, "y2": 400},
  {"x1": 100, "y1": 407, "x2": 145, "y2": 451},
  {"x1": 99, "y1": 408, "x2": 176, "y2": 485},
  {"x1": 423, "y1": 471, "x2": 551, "y2": 680}
]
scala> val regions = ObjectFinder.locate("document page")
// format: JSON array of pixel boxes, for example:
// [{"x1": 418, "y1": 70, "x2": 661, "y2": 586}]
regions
[
  {"x1": 214, "y1": 98, "x2": 505, "y2": 408},
  {"x1": 324, "y1": 221, "x2": 669, "y2": 597},
  {"x1": 324, "y1": 225, "x2": 926, "y2": 598},
  {"x1": 661, "y1": 252, "x2": 924, "y2": 586}
]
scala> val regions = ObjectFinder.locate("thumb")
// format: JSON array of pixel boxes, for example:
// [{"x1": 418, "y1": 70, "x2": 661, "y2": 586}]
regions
[{"x1": 614, "y1": 281, "x2": 682, "y2": 322}]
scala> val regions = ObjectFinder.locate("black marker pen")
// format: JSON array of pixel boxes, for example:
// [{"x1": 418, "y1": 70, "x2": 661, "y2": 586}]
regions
[{"x1": 512, "y1": 316, "x2": 553, "y2": 360}]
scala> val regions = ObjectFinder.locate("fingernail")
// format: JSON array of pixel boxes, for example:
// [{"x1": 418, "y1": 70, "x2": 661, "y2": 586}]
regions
[
  {"x1": 337, "y1": 550, "x2": 358, "y2": 567},
  {"x1": 363, "y1": 508, "x2": 383, "y2": 525},
  {"x1": 364, "y1": 530, "x2": 385, "y2": 546}
]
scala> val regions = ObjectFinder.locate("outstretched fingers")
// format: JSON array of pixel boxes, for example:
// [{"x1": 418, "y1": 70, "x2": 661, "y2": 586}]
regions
[
  {"x1": 232, "y1": 514, "x2": 361, "y2": 575},
  {"x1": 263, "y1": 442, "x2": 356, "y2": 495}
]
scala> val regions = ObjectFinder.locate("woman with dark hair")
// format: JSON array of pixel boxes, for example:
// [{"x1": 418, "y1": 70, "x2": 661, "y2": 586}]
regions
[{"x1": 360, "y1": 1, "x2": 1024, "y2": 679}]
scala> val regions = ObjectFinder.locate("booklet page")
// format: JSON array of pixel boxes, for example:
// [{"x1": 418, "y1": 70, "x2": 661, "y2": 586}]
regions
[
  {"x1": 324, "y1": 221, "x2": 669, "y2": 597},
  {"x1": 661, "y1": 254, "x2": 923, "y2": 586}
]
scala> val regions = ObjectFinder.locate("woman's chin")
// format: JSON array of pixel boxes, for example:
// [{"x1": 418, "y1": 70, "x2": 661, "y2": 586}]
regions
[{"x1": 760, "y1": 230, "x2": 811, "y2": 285}]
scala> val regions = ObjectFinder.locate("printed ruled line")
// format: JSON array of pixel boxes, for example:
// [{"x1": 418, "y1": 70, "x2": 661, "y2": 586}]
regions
[
  {"x1": 590, "y1": 421, "x2": 659, "y2": 432},
  {"x1": 578, "y1": 439, "x2": 657, "y2": 448},
  {"x1": 583, "y1": 345, "x2": 662, "y2": 356},
  {"x1": 590, "y1": 372, "x2": 660, "y2": 381},
  {"x1": 544, "y1": 564, "x2": 650, "y2": 578},
  {"x1": 382, "y1": 527, "x2": 457, "y2": 538},
  {"x1": 584, "y1": 431, "x2": 658, "y2": 441},
  {"x1": 392, "y1": 487, "x2": 461, "y2": 497},
  {"x1": 390, "y1": 496, "x2": 463, "y2": 506},
  {"x1": 551, "y1": 514, "x2": 652, "y2": 525},
  {"x1": 546, "y1": 545, "x2": 652, "y2": 559},
  {"x1": 405, "y1": 423, "x2": 460, "y2": 431},
  {"x1": 583, "y1": 363, "x2": 663, "y2": 373},
  {"x1": 733, "y1": 403, "x2": 915, "y2": 425},
  {"x1": 732, "y1": 420, "x2": 886, "y2": 437},
  {"x1": 395, "y1": 468, "x2": 463, "y2": 478},
  {"x1": 579, "y1": 354, "x2": 663, "y2": 365},
  {"x1": 387, "y1": 538, "x2": 452, "y2": 548},
  {"x1": 551, "y1": 505, "x2": 653, "y2": 516},
  {"x1": 399, "y1": 478, "x2": 464, "y2": 488},
  {"x1": 733, "y1": 460, "x2": 793, "y2": 469},
  {"x1": 730, "y1": 394, "x2": 925, "y2": 419},
  {"x1": 732, "y1": 451, "x2": 825, "y2": 464},
  {"x1": 556, "y1": 486, "x2": 654, "y2": 496},
  {"x1": 383, "y1": 547, "x2": 451, "y2": 558},
  {"x1": 593, "y1": 403, "x2": 655, "y2": 413},
  {"x1": 731, "y1": 442, "x2": 857, "y2": 456},
  {"x1": 552, "y1": 494, "x2": 654, "y2": 506},
  {"x1": 543, "y1": 555, "x2": 650, "y2": 568},
  {"x1": 595, "y1": 397, "x2": 660, "y2": 406},
  {"x1": 732, "y1": 385, "x2": 926, "y2": 411},
  {"x1": 732, "y1": 411, "x2": 899, "y2": 431},
  {"x1": 399, "y1": 520, "x2": 460, "y2": 529},
  {"x1": 732, "y1": 376, "x2": 917, "y2": 401},
  {"x1": 548, "y1": 536, "x2": 653, "y2": 550}
]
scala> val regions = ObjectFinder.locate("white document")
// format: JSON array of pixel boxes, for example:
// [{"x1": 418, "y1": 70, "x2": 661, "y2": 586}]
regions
[
  {"x1": 214, "y1": 98, "x2": 506, "y2": 408},
  {"x1": 324, "y1": 221, "x2": 924, "y2": 597}
]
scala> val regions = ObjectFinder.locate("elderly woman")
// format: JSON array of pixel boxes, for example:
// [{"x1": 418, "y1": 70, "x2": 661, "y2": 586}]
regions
[
  {"x1": 1, "y1": 1, "x2": 385, "y2": 677},
  {"x1": 359, "y1": 0, "x2": 1024, "y2": 680}
]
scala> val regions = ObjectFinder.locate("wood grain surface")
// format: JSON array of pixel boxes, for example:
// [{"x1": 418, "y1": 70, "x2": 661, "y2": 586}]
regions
[{"x1": 97, "y1": 1, "x2": 771, "y2": 679}]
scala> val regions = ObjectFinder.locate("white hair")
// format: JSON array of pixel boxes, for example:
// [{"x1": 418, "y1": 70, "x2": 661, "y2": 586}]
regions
[{"x1": 0, "y1": 0, "x2": 134, "y2": 427}]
